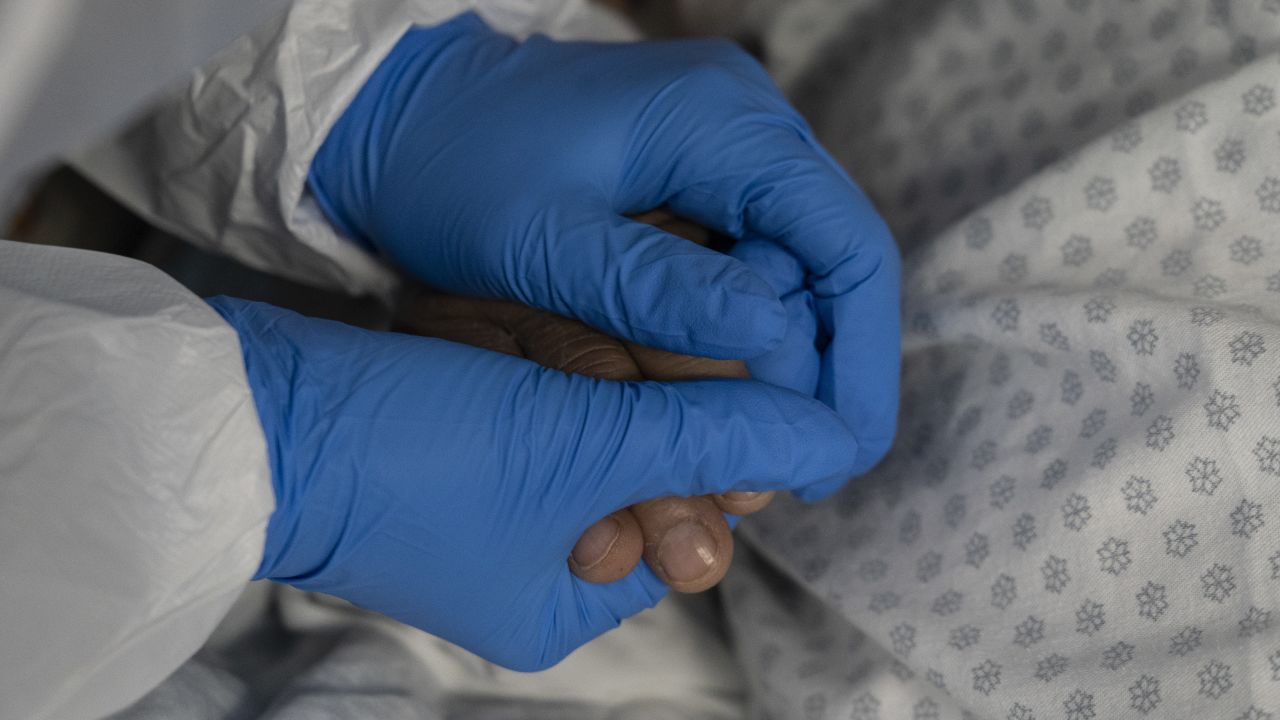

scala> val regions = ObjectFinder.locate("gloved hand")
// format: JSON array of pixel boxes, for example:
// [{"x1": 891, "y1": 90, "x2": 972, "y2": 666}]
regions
[
  {"x1": 308, "y1": 13, "x2": 901, "y2": 489},
  {"x1": 395, "y1": 208, "x2": 774, "y2": 594},
  {"x1": 395, "y1": 289, "x2": 772, "y2": 594},
  {"x1": 207, "y1": 296, "x2": 860, "y2": 671}
]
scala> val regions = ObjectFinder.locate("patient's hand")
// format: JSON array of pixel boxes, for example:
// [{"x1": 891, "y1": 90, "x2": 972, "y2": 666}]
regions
[{"x1": 394, "y1": 210, "x2": 773, "y2": 593}]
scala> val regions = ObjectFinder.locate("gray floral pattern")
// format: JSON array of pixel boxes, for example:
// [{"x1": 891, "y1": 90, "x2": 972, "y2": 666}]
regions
[{"x1": 718, "y1": 1, "x2": 1280, "y2": 718}]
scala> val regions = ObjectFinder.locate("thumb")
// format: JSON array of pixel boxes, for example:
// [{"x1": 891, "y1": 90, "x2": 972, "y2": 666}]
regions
[
  {"x1": 581, "y1": 377, "x2": 859, "y2": 515},
  {"x1": 534, "y1": 213, "x2": 786, "y2": 359},
  {"x1": 730, "y1": 237, "x2": 821, "y2": 398}
]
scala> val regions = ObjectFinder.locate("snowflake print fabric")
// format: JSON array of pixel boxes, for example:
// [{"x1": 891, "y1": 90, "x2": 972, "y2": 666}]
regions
[{"x1": 709, "y1": 0, "x2": 1280, "y2": 718}]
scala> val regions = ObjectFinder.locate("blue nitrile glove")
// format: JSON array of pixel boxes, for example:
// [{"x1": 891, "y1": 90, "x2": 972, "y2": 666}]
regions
[
  {"x1": 308, "y1": 13, "x2": 901, "y2": 490},
  {"x1": 207, "y1": 296, "x2": 860, "y2": 671}
]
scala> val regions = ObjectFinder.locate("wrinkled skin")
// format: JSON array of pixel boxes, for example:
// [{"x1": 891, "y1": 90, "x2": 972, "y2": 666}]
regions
[{"x1": 394, "y1": 211, "x2": 773, "y2": 593}]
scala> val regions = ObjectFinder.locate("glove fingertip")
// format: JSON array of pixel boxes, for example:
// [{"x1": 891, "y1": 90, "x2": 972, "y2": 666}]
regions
[
  {"x1": 730, "y1": 291, "x2": 787, "y2": 358},
  {"x1": 657, "y1": 286, "x2": 785, "y2": 359},
  {"x1": 682, "y1": 264, "x2": 786, "y2": 358},
  {"x1": 786, "y1": 417, "x2": 859, "y2": 503},
  {"x1": 594, "y1": 237, "x2": 787, "y2": 358}
]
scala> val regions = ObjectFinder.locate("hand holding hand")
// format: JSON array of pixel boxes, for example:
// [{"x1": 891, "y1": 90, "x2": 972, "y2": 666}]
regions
[
  {"x1": 309, "y1": 13, "x2": 901, "y2": 486},
  {"x1": 208, "y1": 296, "x2": 859, "y2": 670},
  {"x1": 395, "y1": 210, "x2": 774, "y2": 593}
]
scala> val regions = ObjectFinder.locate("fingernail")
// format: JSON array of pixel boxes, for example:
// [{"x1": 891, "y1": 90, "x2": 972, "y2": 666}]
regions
[
  {"x1": 720, "y1": 492, "x2": 760, "y2": 501},
  {"x1": 571, "y1": 516, "x2": 621, "y2": 570},
  {"x1": 657, "y1": 521, "x2": 718, "y2": 582}
]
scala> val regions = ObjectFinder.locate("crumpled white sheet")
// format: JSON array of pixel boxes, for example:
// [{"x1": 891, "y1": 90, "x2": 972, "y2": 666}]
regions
[{"x1": 112, "y1": 583, "x2": 745, "y2": 720}]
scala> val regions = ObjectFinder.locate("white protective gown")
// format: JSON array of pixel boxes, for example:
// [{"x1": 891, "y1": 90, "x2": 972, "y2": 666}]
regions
[{"x1": 0, "y1": 2, "x2": 713, "y2": 719}]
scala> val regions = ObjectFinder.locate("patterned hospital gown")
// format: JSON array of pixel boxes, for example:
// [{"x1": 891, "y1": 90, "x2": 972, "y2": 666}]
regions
[{"x1": 716, "y1": 0, "x2": 1280, "y2": 718}]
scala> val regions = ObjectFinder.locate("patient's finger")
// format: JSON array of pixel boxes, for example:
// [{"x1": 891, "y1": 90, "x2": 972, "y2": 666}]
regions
[
  {"x1": 512, "y1": 307, "x2": 645, "y2": 381},
  {"x1": 395, "y1": 293, "x2": 527, "y2": 358},
  {"x1": 630, "y1": 496, "x2": 734, "y2": 594},
  {"x1": 568, "y1": 509, "x2": 644, "y2": 584},
  {"x1": 712, "y1": 491, "x2": 774, "y2": 515},
  {"x1": 624, "y1": 342, "x2": 750, "y2": 381}
]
